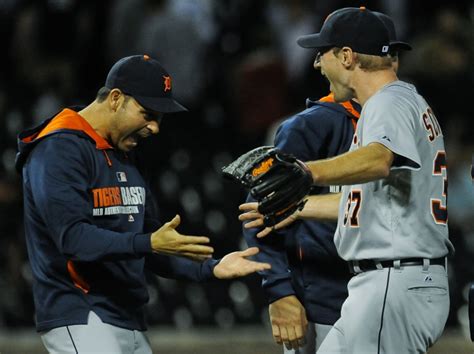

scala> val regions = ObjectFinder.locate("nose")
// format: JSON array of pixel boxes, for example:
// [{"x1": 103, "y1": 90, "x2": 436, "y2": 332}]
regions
[{"x1": 147, "y1": 121, "x2": 160, "y2": 135}]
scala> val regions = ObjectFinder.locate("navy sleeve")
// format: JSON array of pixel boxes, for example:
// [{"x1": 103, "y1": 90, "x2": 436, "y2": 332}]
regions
[
  {"x1": 145, "y1": 254, "x2": 219, "y2": 282},
  {"x1": 242, "y1": 111, "x2": 336, "y2": 303},
  {"x1": 241, "y1": 195, "x2": 295, "y2": 303},
  {"x1": 143, "y1": 183, "x2": 163, "y2": 233},
  {"x1": 25, "y1": 136, "x2": 152, "y2": 261},
  {"x1": 275, "y1": 111, "x2": 335, "y2": 161}
]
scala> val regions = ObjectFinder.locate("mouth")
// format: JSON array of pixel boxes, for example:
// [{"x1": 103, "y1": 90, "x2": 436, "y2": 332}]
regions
[
  {"x1": 124, "y1": 130, "x2": 151, "y2": 148},
  {"x1": 124, "y1": 134, "x2": 138, "y2": 148}
]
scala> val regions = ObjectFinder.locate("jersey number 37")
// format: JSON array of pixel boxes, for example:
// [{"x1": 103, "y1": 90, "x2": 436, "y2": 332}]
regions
[
  {"x1": 431, "y1": 150, "x2": 448, "y2": 225},
  {"x1": 342, "y1": 151, "x2": 448, "y2": 228}
]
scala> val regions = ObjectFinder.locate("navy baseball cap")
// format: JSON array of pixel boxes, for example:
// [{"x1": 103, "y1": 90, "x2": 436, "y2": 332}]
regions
[
  {"x1": 105, "y1": 54, "x2": 187, "y2": 113},
  {"x1": 373, "y1": 12, "x2": 411, "y2": 51},
  {"x1": 297, "y1": 7, "x2": 391, "y2": 56}
]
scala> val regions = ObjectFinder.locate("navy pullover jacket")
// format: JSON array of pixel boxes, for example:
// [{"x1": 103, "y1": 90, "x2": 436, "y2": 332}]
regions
[
  {"x1": 16, "y1": 108, "x2": 218, "y2": 332},
  {"x1": 243, "y1": 95, "x2": 360, "y2": 325}
]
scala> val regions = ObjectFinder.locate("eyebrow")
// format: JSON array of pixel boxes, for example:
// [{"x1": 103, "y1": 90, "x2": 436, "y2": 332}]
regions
[{"x1": 141, "y1": 109, "x2": 163, "y2": 122}]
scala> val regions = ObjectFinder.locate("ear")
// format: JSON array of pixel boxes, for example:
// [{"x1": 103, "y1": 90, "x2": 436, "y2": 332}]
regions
[
  {"x1": 108, "y1": 89, "x2": 125, "y2": 112},
  {"x1": 340, "y1": 47, "x2": 356, "y2": 69}
]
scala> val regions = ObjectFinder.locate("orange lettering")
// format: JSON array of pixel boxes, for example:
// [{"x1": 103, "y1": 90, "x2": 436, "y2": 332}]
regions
[
  {"x1": 92, "y1": 189, "x2": 101, "y2": 208},
  {"x1": 102, "y1": 188, "x2": 111, "y2": 207},
  {"x1": 252, "y1": 158, "x2": 274, "y2": 177},
  {"x1": 92, "y1": 187, "x2": 125, "y2": 207},
  {"x1": 112, "y1": 187, "x2": 122, "y2": 205}
]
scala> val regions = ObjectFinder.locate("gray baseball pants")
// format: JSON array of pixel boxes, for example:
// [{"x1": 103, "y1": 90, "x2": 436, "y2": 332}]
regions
[
  {"x1": 283, "y1": 322, "x2": 332, "y2": 354},
  {"x1": 41, "y1": 311, "x2": 152, "y2": 354},
  {"x1": 317, "y1": 264, "x2": 449, "y2": 353}
]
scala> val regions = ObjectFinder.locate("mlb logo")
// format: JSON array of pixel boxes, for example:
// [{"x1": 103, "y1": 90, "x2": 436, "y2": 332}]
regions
[
  {"x1": 116, "y1": 172, "x2": 127, "y2": 182},
  {"x1": 382, "y1": 45, "x2": 389, "y2": 53}
]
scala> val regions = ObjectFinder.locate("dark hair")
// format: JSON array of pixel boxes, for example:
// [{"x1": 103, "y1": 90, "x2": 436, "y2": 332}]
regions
[
  {"x1": 96, "y1": 87, "x2": 111, "y2": 102},
  {"x1": 356, "y1": 53, "x2": 393, "y2": 71},
  {"x1": 389, "y1": 51, "x2": 399, "y2": 62},
  {"x1": 332, "y1": 47, "x2": 392, "y2": 71},
  {"x1": 96, "y1": 87, "x2": 131, "y2": 103}
]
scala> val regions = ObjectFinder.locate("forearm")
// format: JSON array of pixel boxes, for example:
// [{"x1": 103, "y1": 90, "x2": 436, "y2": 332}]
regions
[
  {"x1": 145, "y1": 254, "x2": 218, "y2": 282},
  {"x1": 298, "y1": 193, "x2": 341, "y2": 221},
  {"x1": 308, "y1": 143, "x2": 394, "y2": 186},
  {"x1": 57, "y1": 222, "x2": 152, "y2": 261}
]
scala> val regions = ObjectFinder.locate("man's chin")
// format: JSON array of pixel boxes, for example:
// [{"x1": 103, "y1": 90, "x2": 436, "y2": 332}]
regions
[
  {"x1": 120, "y1": 136, "x2": 140, "y2": 151},
  {"x1": 117, "y1": 141, "x2": 137, "y2": 152}
]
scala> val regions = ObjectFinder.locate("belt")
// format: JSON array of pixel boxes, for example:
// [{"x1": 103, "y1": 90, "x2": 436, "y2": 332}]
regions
[{"x1": 348, "y1": 257, "x2": 446, "y2": 274}]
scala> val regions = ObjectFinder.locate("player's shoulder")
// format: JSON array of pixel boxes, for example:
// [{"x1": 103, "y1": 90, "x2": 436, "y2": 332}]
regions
[
  {"x1": 281, "y1": 99, "x2": 350, "y2": 130},
  {"x1": 35, "y1": 131, "x2": 91, "y2": 151},
  {"x1": 30, "y1": 132, "x2": 95, "y2": 166},
  {"x1": 369, "y1": 80, "x2": 421, "y2": 108}
]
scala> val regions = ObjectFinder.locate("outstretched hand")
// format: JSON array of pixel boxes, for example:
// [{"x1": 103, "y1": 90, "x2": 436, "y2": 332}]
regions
[
  {"x1": 213, "y1": 247, "x2": 271, "y2": 279},
  {"x1": 238, "y1": 202, "x2": 300, "y2": 238},
  {"x1": 151, "y1": 215, "x2": 214, "y2": 261}
]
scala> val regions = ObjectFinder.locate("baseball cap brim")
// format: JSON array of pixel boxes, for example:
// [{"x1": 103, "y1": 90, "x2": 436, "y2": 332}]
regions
[
  {"x1": 390, "y1": 41, "x2": 412, "y2": 51},
  {"x1": 134, "y1": 95, "x2": 188, "y2": 113},
  {"x1": 297, "y1": 34, "x2": 333, "y2": 49}
]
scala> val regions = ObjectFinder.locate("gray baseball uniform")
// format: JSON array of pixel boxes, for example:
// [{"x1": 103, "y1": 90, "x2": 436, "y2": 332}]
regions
[
  {"x1": 41, "y1": 311, "x2": 152, "y2": 354},
  {"x1": 284, "y1": 323, "x2": 332, "y2": 354},
  {"x1": 319, "y1": 81, "x2": 453, "y2": 353}
]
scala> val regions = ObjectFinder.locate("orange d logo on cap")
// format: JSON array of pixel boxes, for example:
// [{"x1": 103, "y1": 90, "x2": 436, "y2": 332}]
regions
[
  {"x1": 163, "y1": 76, "x2": 171, "y2": 92},
  {"x1": 105, "y1": 55, "x2": 187, "y2": 112}
]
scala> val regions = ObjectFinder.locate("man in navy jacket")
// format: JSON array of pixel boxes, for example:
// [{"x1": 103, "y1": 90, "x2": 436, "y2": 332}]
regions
[{"x1": 16, "y1": 55, "x2": 270, "y2": 354}]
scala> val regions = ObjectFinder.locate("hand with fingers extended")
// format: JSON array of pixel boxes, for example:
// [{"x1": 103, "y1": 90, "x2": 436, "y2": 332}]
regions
[
  {"x1": 238, "y1": 202, "x2": 300, "y2": 238},
  {"x1": 269, "y1": 295, "x2": 308, "y2": 350},
  {"x1": 213, "y1": 247, "x2": 271, "y2": 279},
  {"x1": 151, "y1": 215, "x2": 214, "y2": 261}
]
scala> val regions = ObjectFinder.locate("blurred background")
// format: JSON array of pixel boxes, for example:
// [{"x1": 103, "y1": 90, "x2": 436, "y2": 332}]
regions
[{"x1": 0, "y1": 0, "x2": 473, "y2": 352}]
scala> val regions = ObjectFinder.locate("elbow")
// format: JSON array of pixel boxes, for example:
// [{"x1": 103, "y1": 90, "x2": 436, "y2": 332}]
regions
[
  {"x1": 376, "y1": 154, "x2": 393, "y2": 179},
  {"x1": 59, "y1": 233, "x2": 75, "y2": 258},
  {"x1": 378, "y1": 164, "x2": 391, "y2": 178},
  {"x1": 58, "y1": 225, "x2": 87, "y2": 261},
  {"x1": 372, "y1": 144, "x2": 394, "y2": 179},
  {"x1": 60, "y1": 241, "x2": 79, "y2": 260}
]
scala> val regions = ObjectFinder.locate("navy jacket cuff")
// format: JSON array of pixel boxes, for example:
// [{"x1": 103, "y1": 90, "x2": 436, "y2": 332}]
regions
[
  {"x1": 264, "y1": 277, "x2": 296, "y2": 304},
  {"x1": 133, "y1": 233, "x2": 153, "y2": 254},
  {"x1": 201, "y1": 258, "x2": 221, "y2": 280}
]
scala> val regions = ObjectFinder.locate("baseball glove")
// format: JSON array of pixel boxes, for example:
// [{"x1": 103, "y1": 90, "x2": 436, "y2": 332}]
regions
[{"x1": 222, "y1": 146, "x2": 313, "y2": 227}]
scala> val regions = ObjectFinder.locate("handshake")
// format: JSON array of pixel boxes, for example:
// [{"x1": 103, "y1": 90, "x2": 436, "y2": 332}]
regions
[{"x1": 222, "y1": 146, "x2": 313, "y2": 229}]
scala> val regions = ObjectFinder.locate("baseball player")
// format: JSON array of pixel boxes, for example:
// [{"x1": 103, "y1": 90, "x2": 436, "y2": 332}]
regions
[
  {"x1": 241, "y1": 11, "x2": 412, "y2": 353},
  {"x1": 16, "y1": 55, "x2": 270, "y2": 354},
  {"x1": 240, "y1": 7, "x2": 453, "y2": 353}
]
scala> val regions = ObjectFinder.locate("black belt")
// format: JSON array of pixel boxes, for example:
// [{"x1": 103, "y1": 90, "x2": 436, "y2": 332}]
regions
[{"x1": 348, "y1": 257, "x2": 446, "y2": 274}]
